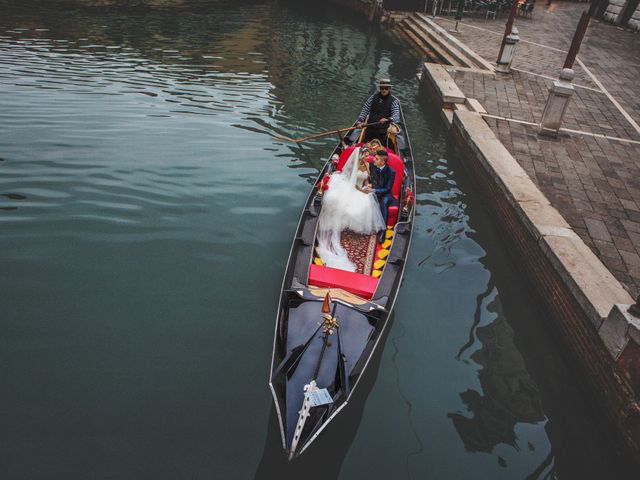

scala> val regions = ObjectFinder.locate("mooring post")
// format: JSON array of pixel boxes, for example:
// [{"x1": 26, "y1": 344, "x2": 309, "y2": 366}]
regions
[
  {"x1": 538, "y1": 11, "x2": 590, "y2": 137},
  {"x1": 564, "y1": 11, "x2": 590, "y2": 69},
  {"x1": 496, "y1": 27, "x2": 520, "y2": 73},
  {"x1": 539, "y1": 68, "x2": 575, "y2": 137},
  {"x1": 450, "y1": 0, "x2": 464, "y2": 33},
  {"x1": 496, "y1": 1, "x2": 519, "y2": 65}
]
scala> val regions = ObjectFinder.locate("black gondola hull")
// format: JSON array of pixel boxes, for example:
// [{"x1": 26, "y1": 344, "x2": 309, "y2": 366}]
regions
[{"x1": 269, "y1": 104, "x2": 416, "y2": 459}]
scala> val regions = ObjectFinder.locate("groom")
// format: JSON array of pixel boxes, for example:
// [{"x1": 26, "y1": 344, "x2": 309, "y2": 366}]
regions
[{"x1": 364, "y1": 149, "x2": 398, "y2": 243}]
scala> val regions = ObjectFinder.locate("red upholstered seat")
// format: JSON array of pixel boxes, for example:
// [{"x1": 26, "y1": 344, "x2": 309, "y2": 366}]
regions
[
  {"x1": 308, "y1": 264, "x2": 379, "y2": 299},
  {"x1": 387, "y1": 206, "x2": 399, "y2": 226},
  {"x1": 386, "y1": 153, "x2": 404, "y2": 197},
  {"x1": 336, "y1": 145, "x2": 397, "y2": 172},
  {"x1": 385, "y1": 152, "x2": 404, "y2": 226}
]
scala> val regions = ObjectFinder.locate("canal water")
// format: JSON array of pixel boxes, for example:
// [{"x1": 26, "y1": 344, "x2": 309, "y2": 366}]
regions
[{"x1": 0, "y1": 1, "x2": 634, "y2": 478}]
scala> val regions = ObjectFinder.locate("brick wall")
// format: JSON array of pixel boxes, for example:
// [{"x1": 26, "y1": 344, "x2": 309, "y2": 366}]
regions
[{"x1": 618, "y1": 339, "x2": 640, "y2": 398}]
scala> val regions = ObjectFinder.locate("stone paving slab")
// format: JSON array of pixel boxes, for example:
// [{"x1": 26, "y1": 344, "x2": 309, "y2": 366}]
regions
[{"x1": 431, "y1": 2, "x2": 640, "y2": 297}]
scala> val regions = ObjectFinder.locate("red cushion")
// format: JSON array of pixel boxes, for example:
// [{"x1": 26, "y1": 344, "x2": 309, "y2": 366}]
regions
[
  {"x1": 388, "y1": 206, "x2": 399, "y2": 226},
  {"x1": 386, "y1": 153, "x2": 404, "y2": 197},
  {"x1": 308, "y1": 264, "x2": 378, "y2": 299},
  {"x1": 336, "y1": 145, "x2": 398, "y2": 172}
]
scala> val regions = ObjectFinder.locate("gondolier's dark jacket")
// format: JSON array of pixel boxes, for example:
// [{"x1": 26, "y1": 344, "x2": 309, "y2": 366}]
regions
[{"x1": 357, "y1": 92, "x2": 400, "y2": 134}]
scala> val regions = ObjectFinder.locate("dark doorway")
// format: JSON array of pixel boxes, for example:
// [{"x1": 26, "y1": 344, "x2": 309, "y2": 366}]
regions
[{"x1": 384, "y1": 0, "x2": 427, "y2": 11}]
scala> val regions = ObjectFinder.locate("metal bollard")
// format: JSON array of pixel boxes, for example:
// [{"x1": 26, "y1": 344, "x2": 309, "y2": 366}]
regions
[
  {"x1": 496, "y1": 27, "x2": 520, "y2": 73},
  {"x1": 450, "y1": 0, "x2": 465, "y2": 34},
  {"x1": 539, "y1": 68, "x2": 575, "y2": 137}
]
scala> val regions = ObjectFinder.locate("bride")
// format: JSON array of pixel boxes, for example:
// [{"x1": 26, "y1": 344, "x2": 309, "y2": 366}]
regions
[{"x1": 316, "y1": 147, "x2": 385, "y2": 272}]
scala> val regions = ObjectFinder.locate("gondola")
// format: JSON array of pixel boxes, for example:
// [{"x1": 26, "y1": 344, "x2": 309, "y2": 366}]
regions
[{"x1": 269, "y1": 101, "x2": 416, "y2": 460}]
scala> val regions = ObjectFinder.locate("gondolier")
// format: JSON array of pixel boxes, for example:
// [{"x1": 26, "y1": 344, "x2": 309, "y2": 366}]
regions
[{"x1": 356, "y1": 78, "x2": 400, "y2": 146}]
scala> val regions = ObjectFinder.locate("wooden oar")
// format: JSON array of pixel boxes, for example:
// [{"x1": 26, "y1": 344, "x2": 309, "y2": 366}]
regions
[
  {"x1": 274, "y1": 121, "x2": 382, "y2": 143},
  {"x1": 357, "y1": 114, "x2": 370, "y2": 144}
]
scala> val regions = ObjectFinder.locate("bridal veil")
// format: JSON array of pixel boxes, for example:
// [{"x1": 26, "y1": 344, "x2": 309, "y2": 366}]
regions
[{"x1": 316, "y1": 147, "x2": 385, "y2": 272}]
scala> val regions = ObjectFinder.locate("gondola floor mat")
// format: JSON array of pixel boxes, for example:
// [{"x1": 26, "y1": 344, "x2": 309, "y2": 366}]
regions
[{"x1": 340, "y1": 230, "x2": 377, "y2": 274}]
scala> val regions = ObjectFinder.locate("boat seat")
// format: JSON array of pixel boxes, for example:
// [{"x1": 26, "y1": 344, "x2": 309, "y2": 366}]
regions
[
  {"x1": 308, "y1": 264, "x2": 378, "y2": 299},
  {"x1": 335, "y1": 145, "x2": 395, "y2": 172},
  {"x1": 385, "y1": 152, "x2": 404, "y2": 227}
]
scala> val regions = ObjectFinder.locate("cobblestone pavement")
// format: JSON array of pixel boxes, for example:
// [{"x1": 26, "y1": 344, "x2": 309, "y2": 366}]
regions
[{"x1": 431, "y1": 2, "x2": 640, "y2": 297}]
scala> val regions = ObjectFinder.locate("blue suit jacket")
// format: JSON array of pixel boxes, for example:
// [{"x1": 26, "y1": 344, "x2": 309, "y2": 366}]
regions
[{"x1": 371, "y1": 164, "x2": 395, "y2": 197}]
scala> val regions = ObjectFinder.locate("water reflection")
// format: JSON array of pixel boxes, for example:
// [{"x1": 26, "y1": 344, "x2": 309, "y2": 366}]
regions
[
  {"x1": 0, "y1": 0, "x2": 398, "y2": 183},
  {"x1": 1, "y1": 1, "x2": 282, "y2": 139},
  {"x1": 410, "y1": 128, "x2": 635, "y2": 477},
  {"x1": 449, "y1": 312, "x2": 545, "y2": 454},
  {"x1": 409, "y1": 139, "x2": 542, "y2": 474}
]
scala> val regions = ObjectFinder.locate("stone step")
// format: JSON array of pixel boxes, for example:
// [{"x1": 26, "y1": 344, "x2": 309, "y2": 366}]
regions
[
  {"x1": 385, "y1": 11, "x2": 409, "y2": 25},
  {"x1": 396, "y1": 22, "x2": 440, "y2": 60},
  {"x1": 404, "y1": 14, "x2": 473, "y2": 68},
  {"x1": 401, "y1": 19, "x2": 459, "y2": 67},
  {"x1": 401, "y1": 17, "x2": 458, "y2": 66},
  {"x1": 385, "y1": 23, "x2": 413, "y2": 49},
  {"x1": 416, "y1": 13, "x2": 495, "y2": 72},
  {"x1": 390, "y1": 23, "x2": 427, "y2": 54}
]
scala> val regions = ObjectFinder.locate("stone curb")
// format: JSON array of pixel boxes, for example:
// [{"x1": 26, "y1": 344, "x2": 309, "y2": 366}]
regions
[
  {"x1": 452, "y1": 109, "x2": 634, "y2": 331},
  {"x1": 421, "y1": 63, "x2": 465, "y2": 110}
]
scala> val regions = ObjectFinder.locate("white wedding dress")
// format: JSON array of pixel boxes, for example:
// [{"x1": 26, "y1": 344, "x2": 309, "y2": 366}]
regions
[{"x1": 316, "y1": 147, "x2": 385, "y2": 272}]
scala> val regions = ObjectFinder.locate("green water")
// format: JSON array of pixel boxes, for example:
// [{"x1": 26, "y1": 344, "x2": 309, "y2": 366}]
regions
[{"x1": 0, "y1": 1, "x2": 634, "y2": 478}]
